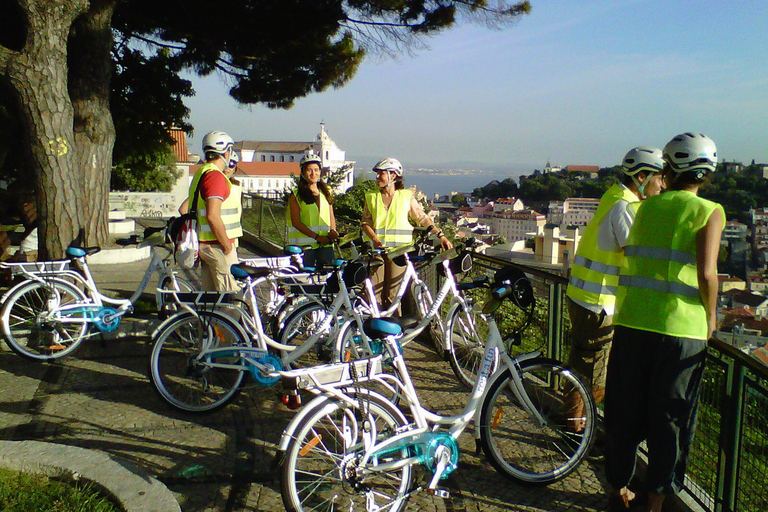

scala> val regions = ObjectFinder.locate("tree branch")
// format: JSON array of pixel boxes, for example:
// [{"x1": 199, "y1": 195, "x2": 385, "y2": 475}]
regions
[{"x1": 0, "y1": 45, "x2": 18, "y2": 75}]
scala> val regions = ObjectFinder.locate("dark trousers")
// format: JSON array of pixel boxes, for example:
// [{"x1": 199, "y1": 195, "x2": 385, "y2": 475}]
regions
[{"x1": 604, "y1": 325, "x2": 707, "y2": 495}]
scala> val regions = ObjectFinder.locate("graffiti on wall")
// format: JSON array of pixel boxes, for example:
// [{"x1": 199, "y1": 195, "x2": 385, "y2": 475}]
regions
[{"x1": 110, "y1": 192, "x2": 181, "y2": 219}]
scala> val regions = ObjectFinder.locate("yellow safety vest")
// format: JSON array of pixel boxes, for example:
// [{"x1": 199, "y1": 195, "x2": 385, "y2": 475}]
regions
[
  {"x1": 615, "y1": 190, "x2": 725, "y2": 340},
  {"x1": 363, "y1": 189, "x2": 413, "y2": 248},
  {"x1": 566, "y1": 184, "x2": 639, "y2": 310},
  {"x1": 287, "y1": 189, "x2": 332, "y2": 249},
  {"x1": 189, "y1": 164, "x2": 243, "y2": 243}
]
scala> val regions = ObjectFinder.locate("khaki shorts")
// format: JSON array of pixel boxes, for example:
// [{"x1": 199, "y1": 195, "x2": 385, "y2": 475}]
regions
[
  {"x1": 566, "y1": 297, "x2": 614, "y2": 390},
  {"x1": 198, "y1": 243, "x2": 239, "y2": 292}
]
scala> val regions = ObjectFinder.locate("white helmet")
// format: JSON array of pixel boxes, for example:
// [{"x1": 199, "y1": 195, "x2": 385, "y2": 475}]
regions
[
  {"x1": 663, "y1": 132, "x2": 718, "y2": 174},
  {"x1": 622, "y1": 146, "x2": 664, "y2": 176},
  {"x1": 300, "y1": 151, "x2": 322, "y2": 167},
  {"x1": 372, "y1": 157, "x2": 403, "y2": 177},
  {"x1": 202, "y1": 131, "x2": 234, "y2": 156},
  {"x1": 228, "y1": 151, "x2": 239, "y2": 170}
]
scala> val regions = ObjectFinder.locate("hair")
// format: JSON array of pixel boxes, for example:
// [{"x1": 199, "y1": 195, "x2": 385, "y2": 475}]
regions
[
  {"x1": 297, "y1": 163, "x2": 332, "y2": 204},
  {"x1": 663, "y1": 164, "x2": 711, "y2": 191},
  {"x1": 393, "y1": 175, "x2": 405, "y2": 190},
  {"x1": 204, "y1": 151, "x2": 225, "y2": 163}
]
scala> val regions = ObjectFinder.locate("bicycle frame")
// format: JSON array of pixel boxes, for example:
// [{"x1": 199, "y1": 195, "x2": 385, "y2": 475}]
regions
[{"x1": 277, "y1": 313, "x2": 546, "y2": 489}]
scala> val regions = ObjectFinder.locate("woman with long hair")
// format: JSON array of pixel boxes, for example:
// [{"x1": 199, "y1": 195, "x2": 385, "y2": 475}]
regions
[{"x1": 287, "y1": 151, "x2": 338, "y2": 268}]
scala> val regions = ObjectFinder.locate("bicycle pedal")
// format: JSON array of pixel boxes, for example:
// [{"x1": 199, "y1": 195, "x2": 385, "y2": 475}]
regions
[
  {"x1": 428, "y1": 489, "x2": 451, "y2": 498},
  {"x1": 48, "y1": 344, "x2": 66, "y2": 351}
]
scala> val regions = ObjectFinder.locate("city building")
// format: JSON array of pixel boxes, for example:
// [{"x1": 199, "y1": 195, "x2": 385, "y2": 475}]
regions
[
  {"x1": 233, "y1": 123, "x2": 354, "y2": 194},
  {"x1": 723, "y1": 221, "x2": 748, "y2": 241},
  {"x1": 547, "y1": 197, "x2": 600, "y2": 228},
  {"x1": 487, "y1": 208, "x2": 546, "y2": 242}
]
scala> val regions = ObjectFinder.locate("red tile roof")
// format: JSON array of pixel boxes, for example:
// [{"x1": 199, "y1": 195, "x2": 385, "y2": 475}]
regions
[
  {"x1": 169, "y1": 129, "x2": 190, "y2": 163},
  {"x1": 191, "y1": 161, "x2": 300, "y2": 177},
  {"x1": 566, "y1": 165, "x2": 600, "y2": 173}
]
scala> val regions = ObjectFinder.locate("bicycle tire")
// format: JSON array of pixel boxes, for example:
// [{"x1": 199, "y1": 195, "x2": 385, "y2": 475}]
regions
[
  {"x1": 479, "y1": 358, "x2": 596, "y2": 485},
  {"x1": 445, "y1": 303, "x2": 497, "y2": 388},
  {"x1": 1, "y1": 278, "x2": 89, "y2": 361},
  {"x1": 278, "y1": 301, "x2": 337, "y2": 369},
  {"x1": 149, "y1": 310, "x2": 249, "y2": 413},
  {"x1": 158, "y1": 275, "x2": 195, "y2": 319},
  {"x1": 280, "y1": 390, "x2": 413, "y2": 512}
]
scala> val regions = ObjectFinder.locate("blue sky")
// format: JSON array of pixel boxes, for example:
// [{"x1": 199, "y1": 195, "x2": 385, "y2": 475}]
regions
[{"x1": 184, "y1": 0, "x2": 768, "y2": 172}]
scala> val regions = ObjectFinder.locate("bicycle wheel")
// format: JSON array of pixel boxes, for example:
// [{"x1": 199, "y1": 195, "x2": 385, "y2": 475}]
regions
[
  {"x1": 479, "y1": 358, "x2": 596, "y2": 485},
  {"x1": 157, "y1": 275, "x2": 196, "y2": 319},
  {"x1": 281, "y1": 390, "x2": 413, "y2": 512},
  {"x1": 445, "y1": 303, "x2": 496, "y2": 388},
  {"x1": 279, "y1": 301, "x2": 336, "y2": 368},
  {"x1": 1, "y1": 278, "x2": 89, "y2": 361},
  {"x1": 149, "y1": 310, "x2": 249, "y2": 413}
]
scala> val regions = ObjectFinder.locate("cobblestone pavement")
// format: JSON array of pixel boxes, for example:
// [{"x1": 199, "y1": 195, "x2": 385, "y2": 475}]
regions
[{"x1": 0, "y1": 257, "x2": 610, "y2": 512}]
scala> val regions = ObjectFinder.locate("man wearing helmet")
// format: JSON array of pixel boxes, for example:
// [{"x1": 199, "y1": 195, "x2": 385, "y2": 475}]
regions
[
  {"x1": 605, "y1": 133, "x2": 724, "y2": 512},
  {"x1": 186, "y1": 131, "x2": 242, "y2": 292},
  {"x1": 565, "y1": 146, "x2": 664, "y2": 441},
  {"x1": 361, "y1": 157, "x2": 452, "y2": 311}
]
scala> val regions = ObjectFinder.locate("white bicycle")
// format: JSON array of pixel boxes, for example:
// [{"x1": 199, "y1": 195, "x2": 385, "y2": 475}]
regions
[
  {"x1": 0, "y1": 226, "x2": 193, "y2": 361},
  {"x1": 277, "y1": 265, "x2": 596, "y2": 512}
]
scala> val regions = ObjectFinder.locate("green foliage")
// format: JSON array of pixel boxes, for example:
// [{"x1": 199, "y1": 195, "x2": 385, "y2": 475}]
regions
[
  {"x1": 700, "y1": 164, "x2": 768, "y2": 223},
  {"x1": 0, "y1": 467, "x2": 119, "y2": 512},
  {"x1": 113, "y1": 1, "x2": 530, "y2": 109},
  {"x1": 110, "y1": 45, "x2": 192, "y2": 192},
  {"x1": 451, "y1": 193, "x2": 468, "y2": 207},
  {"x1": 333, "y1": 179, "x2": 378, "y2": 219}
]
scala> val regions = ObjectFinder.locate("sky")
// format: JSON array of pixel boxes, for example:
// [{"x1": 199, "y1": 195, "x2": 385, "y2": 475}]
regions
[{"x1": 183, "y1": 0, "x2": 768, "y2": 173}]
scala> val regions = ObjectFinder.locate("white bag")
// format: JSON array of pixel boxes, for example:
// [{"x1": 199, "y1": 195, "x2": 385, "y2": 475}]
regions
[{"x1": 174, "y1": 214, "x2": 198, "y2": 269}]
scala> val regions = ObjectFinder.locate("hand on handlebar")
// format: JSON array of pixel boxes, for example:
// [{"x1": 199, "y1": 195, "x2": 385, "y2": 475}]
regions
[{"x1": 328, "y1": 229, "x2": 339, "y2": 240}]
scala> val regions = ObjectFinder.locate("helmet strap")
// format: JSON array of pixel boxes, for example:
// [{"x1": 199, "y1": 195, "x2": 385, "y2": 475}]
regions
[{"x1": 631, "y1": 174, "x2": 647, "y2": 200}]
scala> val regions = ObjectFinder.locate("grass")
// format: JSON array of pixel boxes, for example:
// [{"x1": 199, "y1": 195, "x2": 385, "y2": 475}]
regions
[{"x1": 0, "y1": 467, "x2": 121, "y2": 511}]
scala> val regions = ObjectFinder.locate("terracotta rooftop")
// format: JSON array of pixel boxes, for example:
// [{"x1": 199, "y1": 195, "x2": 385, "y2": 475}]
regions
[
  {"x1": 169, "y1": 129, "x2": 191, "y2": 163},
  {"x1": 235, "y1": 141, "x2": 312, "y2": 153},
  {"x1": 191, "y1": 161, "x2": 300, "y2": 177}
]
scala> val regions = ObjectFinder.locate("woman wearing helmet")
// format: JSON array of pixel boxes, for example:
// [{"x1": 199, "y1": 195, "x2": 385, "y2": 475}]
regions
[
  {"x1": 605, "y1": 133, "x2": 724, "y2": 512},
  {"x1": 287, "y1": 151, "x2": 338, "y2": 268},
  {"x1": 361, "y1": 157, "x2": 452, "y2": 312},
  {"x1": 186, "y1": 130, "x2": 242, "y2": 292}
]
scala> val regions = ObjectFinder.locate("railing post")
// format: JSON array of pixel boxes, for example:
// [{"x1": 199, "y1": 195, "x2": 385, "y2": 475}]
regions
[
  {"x1": 548, "y1": 281, "x2": 563, "y2": 362},
  {"x1": 258, "y1": 196, "x2": 264, "y2": 238},
  {"x1": 717, "y1": 361, "x2": 745, "y2": 512}
]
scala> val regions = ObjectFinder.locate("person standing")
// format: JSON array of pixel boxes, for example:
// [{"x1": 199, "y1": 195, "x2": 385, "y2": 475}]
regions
[
  {"x1": 360, "y1": 157, "x2": 452, "y2": 312},
  {"x1": 287, "y1": 151, "x2": 338, "y2": 268},
  {"x1": 565, "y1": 147, "x2": 665, "y2": 429},
  {"x1": 188, "y1": 131, "x2": 242, "y2": 292},
  {"x1": 605, "y1": 133, "x2": 724, "y2": 512}
]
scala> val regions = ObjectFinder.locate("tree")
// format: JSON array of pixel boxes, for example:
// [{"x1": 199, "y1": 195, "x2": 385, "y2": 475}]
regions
[{"x1": 0, "y1": 0, "x2": 530, "y2": 258}]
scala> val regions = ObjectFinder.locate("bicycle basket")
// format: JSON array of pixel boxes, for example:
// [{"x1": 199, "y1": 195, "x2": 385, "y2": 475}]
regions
[{"x1": 437, "y1": 251, "x2": 473, "y2": 278}]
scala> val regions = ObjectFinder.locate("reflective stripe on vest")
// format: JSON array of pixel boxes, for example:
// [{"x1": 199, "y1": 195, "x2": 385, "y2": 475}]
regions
[
  {"x1": 287, "y1": 189, "x2": 332, "y2": 249},
  {"x1": 189, "y1": 165, "x2": 243, "y2": 242},
  {"x1": 566, "y1": 183, "x2": 639, "y2": 309},
  {"x1": 362, "y1": 189, "x2": 414, "y2": 248},
  {"x1": 615, "y1": 190, "x2": 725, "y2": 340}
]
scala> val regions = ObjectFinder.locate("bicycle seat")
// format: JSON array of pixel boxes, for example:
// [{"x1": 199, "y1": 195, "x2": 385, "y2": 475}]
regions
[
  {"x1": 362, "y1": 317, "x2": 403, "y2": 339},
  {"x1": 66, "y1": 245, "x2": 101, "y2": 258},
  {"x1": 230, "y1": 263, "x2": 272, "y2": 281}
]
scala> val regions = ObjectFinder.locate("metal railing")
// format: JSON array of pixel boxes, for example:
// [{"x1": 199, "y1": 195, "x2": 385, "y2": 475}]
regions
[{"x1": 244, "y1": 193, "x2": 768, "y2": 512}]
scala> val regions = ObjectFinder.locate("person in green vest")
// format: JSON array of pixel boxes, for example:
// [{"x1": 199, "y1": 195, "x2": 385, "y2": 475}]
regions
[
  {"x1": 361, "y1": 157, "x2": 452, "y2": 312},
  {"x1": 605, "y1": 133, "x2": 724, "y2": 512},
  {"x1": 565, "y1": 147, "x2": 665, "y2": 435},
  {"x1": 287, "y1": 151, "x2": 338, "y2": 268},
  {"x1": 187, "y1": 131, "x2": 243, "y2": 292}
]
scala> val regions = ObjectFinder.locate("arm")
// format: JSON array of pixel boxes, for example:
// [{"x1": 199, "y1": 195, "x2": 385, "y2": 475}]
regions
[
  {"x1": 696, "y1": 207, "x2": 724, "y2": 340},
  {"x1": 410, "y1": 196, "x2": 452, "y2": 250},
  {"x1": 178, "y1": 198, "x2": 189, "y2": 215},
  {"x1": 328, "y1": 204, "x2": 339, "y2": 240},
  {"x1": 205, "y1": 198, "x2": 234, "y2": 254}
]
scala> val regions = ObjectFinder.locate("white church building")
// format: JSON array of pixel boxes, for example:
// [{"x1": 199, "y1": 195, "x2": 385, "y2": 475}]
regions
[{"x1": 224, "y1": 123, "x2": 355, "y2": 197}]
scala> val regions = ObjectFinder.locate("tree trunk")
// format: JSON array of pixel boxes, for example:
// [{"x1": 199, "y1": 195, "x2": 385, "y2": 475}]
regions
[
  {"x1": 1, "y1": 0, "x2": 89, "y2": 259},
  {"x1": 69, "y1": 0, "x2": 118, "y2": 247}
]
